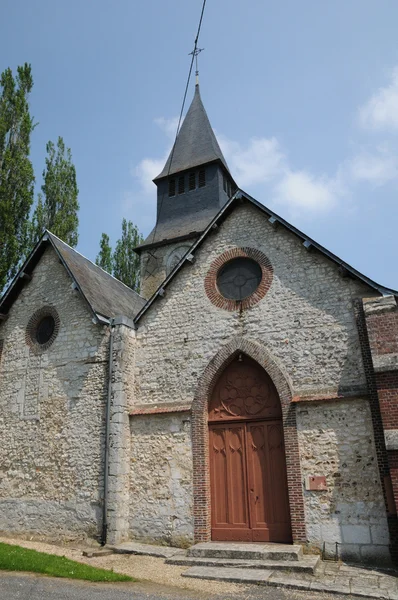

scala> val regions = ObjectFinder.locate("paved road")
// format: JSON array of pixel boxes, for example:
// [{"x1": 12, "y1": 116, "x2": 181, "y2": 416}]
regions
[{"x1": 0, "y1": 572, "x2": 353, "y2": 600}]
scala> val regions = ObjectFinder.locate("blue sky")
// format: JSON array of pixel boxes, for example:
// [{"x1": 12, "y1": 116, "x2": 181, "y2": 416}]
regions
[{"x1": 2, "y1": 0, "x2": 398, "y2": 289}]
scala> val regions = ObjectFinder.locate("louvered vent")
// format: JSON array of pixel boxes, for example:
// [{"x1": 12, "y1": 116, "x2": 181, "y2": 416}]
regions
[
  {"x1": 189, "y1": 172, "x2": 196, "y2": 191},
  {"x1": 198, "y1": 169, "x2": 206, "y2": 188},
  {"x1": 178, "y1": 176, "x2": 185, "y2": 194},
  {"x1": 168, "y1": 178, "x2": 176, "y2": 197}
]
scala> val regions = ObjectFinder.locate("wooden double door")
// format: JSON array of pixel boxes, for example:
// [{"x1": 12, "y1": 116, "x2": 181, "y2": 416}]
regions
[{"x1": 208, "y1": 356, "x2": 292, "y2": 543}]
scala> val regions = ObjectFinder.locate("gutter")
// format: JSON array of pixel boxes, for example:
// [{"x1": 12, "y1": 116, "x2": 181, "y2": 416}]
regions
[{"x1": 101, "y1": 319, "x2": 114, "y2": 546}]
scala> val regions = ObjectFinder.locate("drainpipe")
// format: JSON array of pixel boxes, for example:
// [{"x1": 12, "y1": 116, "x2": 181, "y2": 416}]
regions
[{"x1": 101, "y1": 319, "x2": 114, "y2": 546}]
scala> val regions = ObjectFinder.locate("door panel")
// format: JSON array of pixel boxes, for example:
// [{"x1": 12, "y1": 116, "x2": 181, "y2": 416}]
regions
[
  {"x1": 246, "y1": 421, "x2": 292, "y2": 542},
  {"x1": 209, "y1": 424, "x2": 251, "y2": 540}
]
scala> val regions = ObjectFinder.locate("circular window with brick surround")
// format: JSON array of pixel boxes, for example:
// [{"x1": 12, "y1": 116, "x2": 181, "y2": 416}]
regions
[
  {"x1": 26, "y1": 306, "x2": 60, "y2": 352},
  {"x1": 205, "y1": 248, "x2": 273, "y2": 311}
]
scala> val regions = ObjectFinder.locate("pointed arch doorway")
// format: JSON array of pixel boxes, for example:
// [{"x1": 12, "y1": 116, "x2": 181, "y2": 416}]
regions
[{"x1": 208, "y1": 354, "x2": 292, "y2": 542}]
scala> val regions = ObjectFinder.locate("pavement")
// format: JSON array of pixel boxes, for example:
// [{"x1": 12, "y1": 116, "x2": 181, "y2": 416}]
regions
[{"x1": 0, "y1": 572, "x2": 367, "y2": 600}]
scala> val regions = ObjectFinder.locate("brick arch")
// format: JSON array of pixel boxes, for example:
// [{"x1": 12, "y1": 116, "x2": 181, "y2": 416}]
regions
[{"x1": 191, "y1": 336, "x2": 306, "y2": 544}]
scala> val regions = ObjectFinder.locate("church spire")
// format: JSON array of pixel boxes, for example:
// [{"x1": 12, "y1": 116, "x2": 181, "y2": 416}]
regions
[{"x1": 154, "y1": 84, "x2": 231, "y2": 181}]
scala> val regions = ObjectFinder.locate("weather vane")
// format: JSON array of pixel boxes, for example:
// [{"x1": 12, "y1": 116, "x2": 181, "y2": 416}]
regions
[{"x1": 189, "y1": 47, "x2": 204, "y2": 85}]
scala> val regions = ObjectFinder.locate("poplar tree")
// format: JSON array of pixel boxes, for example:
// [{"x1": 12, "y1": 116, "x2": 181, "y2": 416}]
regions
[
  {"x1": 0, "y1": 63, "x2": 35, "y2": 290},
  {"x1": 30, "y1": 136, "x2": 79, "y2": 247},
  {"x1": 96, "y1": 233, "x2": 113, "y2": 274},
  {"x1": 96, "y1": 219, "x2": 142, "y2": 291}
]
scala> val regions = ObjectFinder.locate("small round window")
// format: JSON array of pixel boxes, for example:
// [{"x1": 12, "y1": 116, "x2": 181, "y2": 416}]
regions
[
  {"x1": 36, "y1": 316, "x2": 56, "y2": 345},
  {"x1": 217, "y1": 257, "x2": 262, "y2": 301},
  {"x1": 26, "y1": 306, "x2": 60, "y2": 352}
]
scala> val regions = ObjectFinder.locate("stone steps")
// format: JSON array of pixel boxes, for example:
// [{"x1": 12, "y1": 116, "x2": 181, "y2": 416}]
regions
[
  {"x1": 187, "y1": 542, "x2": 303, "y2": 562},
  {"x1": 167, "y1": 554, "x2": 320, "y2": 574}
]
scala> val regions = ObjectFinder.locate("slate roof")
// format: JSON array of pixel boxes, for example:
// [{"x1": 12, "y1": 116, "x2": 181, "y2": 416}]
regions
[
  {"x1": 137, "y1": 208, "x2": 220, "y2": 251},
  {"x1": 154, "y1": 84, "x2": 230, "y2": 180},
  {"x1": 134, "y1": 190, "x2": 398, "y2": 323},
  {"x1": 0, "y1": 231, "x2": 146, "y2": 322}
]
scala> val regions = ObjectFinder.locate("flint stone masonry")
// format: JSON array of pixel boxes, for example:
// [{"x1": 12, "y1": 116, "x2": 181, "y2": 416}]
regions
[
  {"x1": 0, "y1": 247, "x2": 109, "y2": 540},
  {"x1": 132, "y1": 202, "x2": 384, "y2": 547},
  {"x1": 136, "y1": 203, "x2": 373, "y2": 405},
  {"x1": 129, "y1": 412, "x2": 194, "y2": 546},
  {"x1": 297, "y1": 398, "x2": 390, "y2": 564}
]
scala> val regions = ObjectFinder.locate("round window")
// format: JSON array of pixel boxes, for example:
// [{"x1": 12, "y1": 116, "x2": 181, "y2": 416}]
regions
[
  {"x1": 26, "y1": 306, "x2": 60, "y2": 352},
  {"x1": 36, "y1": 315, "x2": 56, "y2": 345},
  {"x1": 217, "y1": 257, "x2": 262, "y2": 301}
]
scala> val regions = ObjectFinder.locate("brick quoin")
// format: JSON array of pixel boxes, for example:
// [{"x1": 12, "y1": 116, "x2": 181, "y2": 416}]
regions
[{"x1": 191, "y1": 336, "x2": 306, "y2": 544}]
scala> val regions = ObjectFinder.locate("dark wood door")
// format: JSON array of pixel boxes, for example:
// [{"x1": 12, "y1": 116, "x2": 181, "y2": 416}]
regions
[{"x1": 208, "y1": 356, "x2": 292, "y2": 542}]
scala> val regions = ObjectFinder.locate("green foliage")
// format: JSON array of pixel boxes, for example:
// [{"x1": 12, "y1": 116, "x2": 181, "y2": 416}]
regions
[
  {"x1": 0, "y1": 63, "x2": 35, "y2": 290},
  {"x1": 30, "y1": 136, "x2": 79, "y2": 247},
  {"x1": 113, "y1": 218, "x2": 143, "y2": 291},
  {"x1": 96, "y1": 220, "x2": 143, "y2": 291},
  {"x1": 96, "y1": 232, "x2": 113, "y2": 273},
  {"x1": 0, "y1": 542, "x2": 134, "y2": 582}
]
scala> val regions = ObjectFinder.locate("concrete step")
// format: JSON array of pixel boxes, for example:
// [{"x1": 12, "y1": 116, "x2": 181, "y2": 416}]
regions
[
  {"x1": 110, "y1": 541, "x2": 185, "y2": 559},
  {"x1": 187, "y1": 542, "x2": 303, "y2": 561},
  {"x1": 167, "y1": 554, "x2": 320, "y2": 574}
]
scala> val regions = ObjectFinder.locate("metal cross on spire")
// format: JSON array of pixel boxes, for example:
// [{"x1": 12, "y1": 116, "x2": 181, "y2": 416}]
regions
[{"x1": 189, "y1": 47, "x2": 204, "y2": 85}]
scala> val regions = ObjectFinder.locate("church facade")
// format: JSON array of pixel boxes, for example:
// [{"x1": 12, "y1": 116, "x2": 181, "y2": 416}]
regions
[{"x1": 0, "y1": 85, "x2": 397, "y2": 566}]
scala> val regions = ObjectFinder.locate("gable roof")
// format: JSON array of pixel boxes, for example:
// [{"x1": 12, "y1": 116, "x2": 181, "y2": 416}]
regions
[
  {"x1": 154, "y1": 84, "x2": 231, "y2": 181},
  {"x1": 134, "y1": 190, "x2": 398, "y2": 323},
  {"x1": 0, "y1": 231, "x2": 146, "y2": 323}
]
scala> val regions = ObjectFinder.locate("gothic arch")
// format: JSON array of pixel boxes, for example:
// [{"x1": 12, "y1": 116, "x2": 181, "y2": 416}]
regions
[{"x1": 191, "y1": 336, "x2": 306, "y2": 544}]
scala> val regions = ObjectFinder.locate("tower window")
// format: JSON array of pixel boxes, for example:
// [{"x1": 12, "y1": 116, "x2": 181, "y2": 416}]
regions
[
  {"x1": 198, "y1": 169, "x2": 206, "y2": 188},
  {"x1": 189, "y1": 172, "x2": 196, "y2": 191},
  {"x1": 223, "y1": 176, "x2": 227, "y2": 193},
  {"x1": 168, "y1": 178, "x2": 176, "y2": 197},
  {"x1": 178, "y1": 176, "x2": 185, "y2": 194}
]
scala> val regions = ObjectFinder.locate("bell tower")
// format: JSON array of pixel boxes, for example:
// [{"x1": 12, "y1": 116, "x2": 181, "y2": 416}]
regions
[{"x1": 135, "y1": 84, "x2": 237, "y2": 299}]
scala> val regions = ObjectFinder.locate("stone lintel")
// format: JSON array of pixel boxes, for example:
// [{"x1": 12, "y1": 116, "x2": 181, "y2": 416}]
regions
[
  {"x1": 385, "y1": 429, "x2": 398, "y2": 451},
  {"x1": 363, "y1": 295, "x2": 397, "y2": 316},
  {"x1": 373, "y1": 353, "x2": 398, "y2": 373}
]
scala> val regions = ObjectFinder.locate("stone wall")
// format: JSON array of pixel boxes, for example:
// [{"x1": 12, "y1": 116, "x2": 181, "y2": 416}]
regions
[
  {"x1": 106, "y1": 319, "x2": 136, "y2": 545},
  {"x1": 135, "y1": 202, "x2": 373, "y2": 406},
  {"x1": 129, "y1": 412, "x2": 193, "y2": 546},
  {"x1": 0, "y1": 247, "x2": 109, "y2": 540},
  {"x1": 132, "y1": 201, "x2": 384, "y2": 546},
  {"x1": 297, "y1": 398, "x2": 390, "y2": 564},
  {"x1": 139, "y1": 240, "x2": 194, "y2": 300}
]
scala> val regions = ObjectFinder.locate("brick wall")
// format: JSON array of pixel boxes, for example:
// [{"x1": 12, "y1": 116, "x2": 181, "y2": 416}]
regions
[{"x1": 362, "y1": 296, "x2": 398, "y2": 563}]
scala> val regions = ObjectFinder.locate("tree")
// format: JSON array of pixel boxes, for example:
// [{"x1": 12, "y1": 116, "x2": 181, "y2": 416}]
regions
[
  {"x1": 0, "y1": 63, "x2": 35, "y2": 290},
  {"x1": 30, "y1": 136, "x2": 79, "y2": 247},
  {"x1": 96, "y1": 233, "x2": 113, "y2": 274},
  {"x1": 97, "y1": 219, "x2": 143, "y2": 291},
  {"x1": 113, "y1": 219, "x2": 143, "y2": 291}
]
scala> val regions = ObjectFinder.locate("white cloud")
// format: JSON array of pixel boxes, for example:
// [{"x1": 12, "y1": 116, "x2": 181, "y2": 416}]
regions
[
  {"x1": 358, "y1": 67, "x2": 398, "y2": 132},
  {"x1": 217, "y1": 134, "x2": 285, "y2": 186},
  {"x1": 348, "y1": 145, "x2": 398, "y2": 186},
  {"x1": 154, "y1": 116, "x2": 181, "y2": 139},
  {"x1": 272, "y1": 170, "x2": 341, "y2": 213}
]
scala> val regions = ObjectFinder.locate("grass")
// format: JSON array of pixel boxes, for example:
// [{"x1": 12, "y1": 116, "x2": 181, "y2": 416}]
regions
[{"x1": 0, "y1": 542, "x2": 134, "y2": 582}]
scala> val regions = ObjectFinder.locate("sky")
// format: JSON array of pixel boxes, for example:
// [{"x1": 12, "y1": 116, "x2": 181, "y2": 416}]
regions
[{"x1": 1, "y1": 0, "x2": 398, "y2": 289}]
